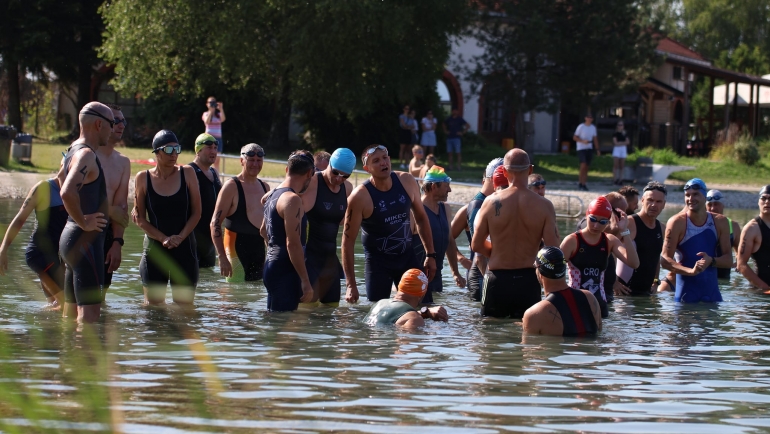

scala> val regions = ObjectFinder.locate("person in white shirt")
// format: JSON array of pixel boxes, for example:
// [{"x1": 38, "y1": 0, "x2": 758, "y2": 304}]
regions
[
  {"x1": 573, "y1": 114, "x2": 600, "y2": 191},
  {"x1": 420, "y1": 110, "x2": 438, "y2": 156}
]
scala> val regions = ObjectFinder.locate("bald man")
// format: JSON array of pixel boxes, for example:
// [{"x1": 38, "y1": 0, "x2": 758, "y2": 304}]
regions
[
  {"x1": 57, "y1": 102, "x2": 111, "y2": 323},
  {"x1": 471, "y1": 149, "x2": 560, "y2": 318}
]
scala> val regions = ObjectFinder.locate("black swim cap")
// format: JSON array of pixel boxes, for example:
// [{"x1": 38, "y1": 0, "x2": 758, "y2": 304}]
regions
[
  {"x1": 760, "y1": 185, "x2": 770, "y2": 197},
  {"x1": 152, "y1": 130, "x2": 179, "y2": 152},
  {"x1": 535, "y1": 246, "x2": 567, "y2": 279}
]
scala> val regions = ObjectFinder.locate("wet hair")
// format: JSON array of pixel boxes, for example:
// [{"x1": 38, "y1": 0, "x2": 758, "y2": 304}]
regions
[
  {"x1": 644, "y1": 181, "x2": 668, "y2": 196},
  {"x1": 313, "y1": 151, "x2": 330, "y2": 163},
  {"x1": 604, "y1": 191, "x2": 626, "y2": 211},
  {"x1": 422, "y1": 181, "x2": 442, "y2": 193},
  {"x1": 288, "y1": 150, "x2": 314, "y2": 175},
  {"x1": 241, "y1": 143, "x2": 264, "y2": 156},
  {"x1": 619, "y1": 185, "x2": 639, "y2": 199},
  {"x1": 104, "y1": 103, "x2": 122, "y2": 111}
]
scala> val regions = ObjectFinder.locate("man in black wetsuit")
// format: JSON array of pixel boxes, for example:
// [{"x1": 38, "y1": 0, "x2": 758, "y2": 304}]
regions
[
  {"x1": 187, "y1": 133, "x2": 221, "y2": 268},
  {"x1": 212, "y1": 143, "x2": 269, "y2": 282},
  {"x1": 738, "y1": 185, "x2": 770, "y2": 292},
  {"x1": 57, "y1": 102, "x2": 111, "y2": 323},
  {"x1": 615, "y1": 182, "x2": 667, "y2": 296},
  {"x1": 301, "y1": 148, "x2": 354, "y2": 305},
  {"x1": 342, "y1": 144, "x2": 437, "y2": 303},
  {"x1": 523, "y1": 246, "x2": 601, "y2": 337}
]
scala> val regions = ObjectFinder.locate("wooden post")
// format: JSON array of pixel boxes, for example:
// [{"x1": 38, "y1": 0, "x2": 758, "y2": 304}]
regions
[
  {"x1": 732, "y1": 82, "x2": 739, "y2": 122},
  {"x1": 681, "y1": 68, "x2": 690, "y2": 154},
  {"x1": 724, "y1": 81, "x2": 730, "y2": 128},
  {"x1": 749, "y1": 83, "x2": 755, "y2": 136},
  {"x1": 708, "y1": 76, "x2": 715, "y2": 148}
]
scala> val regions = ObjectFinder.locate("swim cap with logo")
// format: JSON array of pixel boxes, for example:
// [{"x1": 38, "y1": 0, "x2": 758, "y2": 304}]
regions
[
  {"x1": 152, "y1": 130, "x2": 179, "y2": 153},
  {"x1": 586, "y1": 196, "x2": 613, "y2": 219},
  {"x1": 492, "y1": 165, "x2": 508, "y2": 190},
  {"x1": 330, "y1": 148, "x2": 356, "y2": 174},
  {"x1": 398, "y1": 268, "x2": 429, "y2": 297},
  {"x1": 535, "y1": 246, "x2": 567, "y2": 279},
  {"x1": 194, "y1": 133, "x2": 217, "y2": 154}
]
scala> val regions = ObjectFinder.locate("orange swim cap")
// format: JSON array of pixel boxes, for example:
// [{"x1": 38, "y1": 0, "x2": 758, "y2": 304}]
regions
[{"x1": 398, "y1": 269, "x2": 429, "y2": 297}]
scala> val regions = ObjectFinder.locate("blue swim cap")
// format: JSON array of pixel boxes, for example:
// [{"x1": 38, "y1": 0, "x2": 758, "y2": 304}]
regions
[
  {"x1": 683, "y1": 178, "x2": 707, "y2": 192},
  {"x1": 329, "y1": 148, "x2": 356, "y2": 174}
]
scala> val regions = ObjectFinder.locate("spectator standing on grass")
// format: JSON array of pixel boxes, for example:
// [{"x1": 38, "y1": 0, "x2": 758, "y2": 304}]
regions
[
  {"x1": 612, "y1": 121, "x2": 630, "y2": 185},
  {"x1": 202, "y1": 96, "x2": 226, "y2": 171},
  {"x1": 443, "y1": 108, "x2": 469, "y2": 171},
  {"x1": 421, "y1": 110, "x2": 438, "y2": 156},
  {"x1": 398, "y1": 105, "x2": 413, "y2": 169},
  {"x1": 573, "y1": 114, "x2": 600, "y2": 191},
  {"x1": 409, "y1": 110, "x2": 419, "y2": 145}
]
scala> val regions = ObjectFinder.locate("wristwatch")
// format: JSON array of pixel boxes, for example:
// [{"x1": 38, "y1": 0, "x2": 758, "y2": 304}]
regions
[
  {"x1": 426, "y1": 252, "x2": 438, "y2": 259},
  {"x1": 113, "y1": 237, "x2": 125, "y2": 247},
  {"x1": 419, "y1": 306, "x2": 429, "y2": 317},
  {"x1": 619, "y1": 229, "x2": 631, "y2": 237},
  {"x1": 709, "y1": 256, "x2": 716, "y2": 268}
]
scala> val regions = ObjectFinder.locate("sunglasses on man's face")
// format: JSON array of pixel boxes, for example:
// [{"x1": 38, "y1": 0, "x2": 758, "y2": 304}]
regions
[
  {"x1": 528, "y1": 180, "x2": 546, "y2": 187},
  {"x1": 242, "y1": 150, "x2": 265, "y2": 158},
  {"x1": 332, "y1": 169, "x2": 351, "y2": 179},
  {"x1": 156, "y1": 145, "x2": 181, "y2": 155},
  {"x1": 82, "y1": 109, "x2": 115, "y2": 128},
  {"x1": 588, "y1": 215, "x2": 609, "y2": 225},
  {"x1": 114, "y1": 117, "x2": 128, "y2": 127}
]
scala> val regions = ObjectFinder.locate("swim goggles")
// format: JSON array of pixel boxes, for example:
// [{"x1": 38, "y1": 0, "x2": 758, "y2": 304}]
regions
[
  {"x1": 683, "y1": 182, "x2": 705, "y2": 191},
  {"x1": 528, "y1": 180, "x2": 546, "y2": 187},
  {"x1": 155, "y1": 145, "x2": 181, "y2": 155},
  {"x1": 114, "y1": 117, "x2": 128, "y2": 127},
  {"x1": 81, "y1": 109, "x2": 115, "y2": 128},
  {"x1": 363, "y1": 145, "x2": 388, "y2": 165},
  {"x1": 706, "y1": 192, "x2": 723, "y2": 202},
  {"x1": 588, "y1": 215, "x2": 609, "y2": 225},
  {"x1": 643, "y1": 184, "x2": 667, "y2": 195},
  {"x1": 242, "y1": 150, "x2": 265, "y2": 158}
]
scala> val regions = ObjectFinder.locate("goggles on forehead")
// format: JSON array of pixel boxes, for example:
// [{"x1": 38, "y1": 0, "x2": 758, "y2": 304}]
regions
[
  {"x1": 684, "y1": 183, "x2": 704, "y2": 191},
  {"x1": 81, "y1": 109, "x2": 115, "y2": 128},
  {"x1": 363, "y1": 145, "x2": 388, "y2": 165},
  {"x1": 706, "y1": 192, "x2": 723, "y2": 202},
  {"x1": 242, "y1": 150, "x2": 265, "y2": 158},
  {"x1": 643, "y1": 184, "x2": 667, "y2": 194}
]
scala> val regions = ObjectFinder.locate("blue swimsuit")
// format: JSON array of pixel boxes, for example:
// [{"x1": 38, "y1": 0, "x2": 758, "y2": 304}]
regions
[{"x1": 675, "y1": 213, "x2": 722, "y2": 303}]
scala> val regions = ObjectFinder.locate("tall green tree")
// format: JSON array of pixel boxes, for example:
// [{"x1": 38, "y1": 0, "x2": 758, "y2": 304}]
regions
[
  {"x1": 463, "y1": 0, "x2": 659, "y2": 148},
  {"x1": 99, "y1": 0, "x2": 468, "y2": 148}
]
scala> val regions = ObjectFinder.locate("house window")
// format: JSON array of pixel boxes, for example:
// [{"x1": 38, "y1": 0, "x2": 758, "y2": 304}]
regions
[
  {"x1": 673, "y1": 66, "x2": 683, "y2": 81},
  {"x1": 481, "y1": 81, "x2": 512, "y2": 133}
]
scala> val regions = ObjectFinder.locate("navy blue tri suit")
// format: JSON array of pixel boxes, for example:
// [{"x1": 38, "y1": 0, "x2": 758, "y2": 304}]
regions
[
  {"x1": 59, "y1": 143, "x2": 109, "y2": 306},
  {"x1": 25, "y1": 179, "x2": 68, "y2": 298},
  {"x1": 139, "y1": 168, "x2": 199, "y2": 289},
  {"x1": 361, "y1": 172, "x2": 420, "y2": 302},
  {"x1": 413, "y1": 202, "x2": 449, "y2": 304},
  {"x1": 189, "y1": 162, "x2": 221, "y2": 268},
  {"x1": 546, "y1": 288, "x2": 598, "y2": 337},
  {"x1": 305, "y1": 172, "x2": 346, "y2": 304},
  {"x1": 751, "y1": 216, "x2": 770, "y2": 286},
  {"x1": 466, "y1": 191, "x2": 486, "y2": 301},
  {"x1": 263, "y1": 187, "x2": 308, "y2": 311}
]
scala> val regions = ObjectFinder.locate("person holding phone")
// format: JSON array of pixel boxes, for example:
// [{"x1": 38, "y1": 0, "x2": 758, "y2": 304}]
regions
[{"x1": 203, "y1": 97, "x2": 226, "y2": 169}]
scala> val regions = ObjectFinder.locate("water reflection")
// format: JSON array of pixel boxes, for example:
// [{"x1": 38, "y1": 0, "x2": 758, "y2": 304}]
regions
[{"x1": 0, "y1": 198, "x2": 768, "y2": 431}]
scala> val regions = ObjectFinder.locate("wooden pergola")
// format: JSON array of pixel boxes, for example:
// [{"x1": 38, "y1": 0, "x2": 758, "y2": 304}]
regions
[{"x1": 663, "y1": 51, "x2": 770, "y2": 151}]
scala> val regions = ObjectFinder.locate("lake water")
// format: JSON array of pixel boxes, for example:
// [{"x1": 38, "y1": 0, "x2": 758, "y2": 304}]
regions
[{"x1": 1, "y1": 198, "x2": 770, "y2": 433}]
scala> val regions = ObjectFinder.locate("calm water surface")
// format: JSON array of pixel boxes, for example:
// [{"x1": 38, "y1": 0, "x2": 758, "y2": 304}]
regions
[{"x1": 1, "y1": 199, "x2": 769, "y2": 433}]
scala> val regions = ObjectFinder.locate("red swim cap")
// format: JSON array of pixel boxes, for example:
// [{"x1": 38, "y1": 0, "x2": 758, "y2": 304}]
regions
[
  {"x1": 587, "y1": 196, "x2": 613, "y2": 219},
  {"x1": 492, "y1": 166, "x2": 508, "y2": 189}
]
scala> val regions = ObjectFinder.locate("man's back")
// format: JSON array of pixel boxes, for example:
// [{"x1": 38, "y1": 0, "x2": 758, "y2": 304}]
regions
[
  {"x1": 485, "y1": 186, "x2": 557, "y2": 270},
  {"x1": 523, "y1": 288, "x2": 601, "y2": 336}
]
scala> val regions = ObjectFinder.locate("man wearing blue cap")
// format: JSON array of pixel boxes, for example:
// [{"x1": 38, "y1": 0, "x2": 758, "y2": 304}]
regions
[
  {"x1": 661, "y1": 178, "x2": 732, "y2": 303},
  {"x1": 300, "y1": 148, "x2": 354, "y2": 305},
  {"x1": 737, "y1": 185, "x2": 770, "y2": 292}
]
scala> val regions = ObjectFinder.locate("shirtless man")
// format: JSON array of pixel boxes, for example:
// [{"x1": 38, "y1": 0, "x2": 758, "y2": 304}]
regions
[
  {"x1": 57, "y1": 102, "x2": 111, "y2": 322},
  {"x1": 661, "y1": 178, "x2": 732, "y2": 303},
  {"x1": 212, "y1": 144, "x2": 269, "y2": 282},
  {"x1": 737, "y1": 185, "x2": 770, "y2": 292},
  {"x1": 188, "y1": 133, "x2": 221, "y2": 268},
  {"x1": 95, "y1": 103, "x2": 130, "y2": 299},
  {"x1": 523, "y1": 246, "x2": 601, "y2": 336},
  {"x1": 471, "y1": 149, "x2": 560, "y2": 318},
  {"x1": 342, "y1": 144, "x2": 436, "y2": 303}
]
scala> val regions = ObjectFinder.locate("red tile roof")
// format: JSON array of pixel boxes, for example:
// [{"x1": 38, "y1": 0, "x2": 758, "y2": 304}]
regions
[{"x1": 657, "y1": 37, "x2": 705, "y2": 61}]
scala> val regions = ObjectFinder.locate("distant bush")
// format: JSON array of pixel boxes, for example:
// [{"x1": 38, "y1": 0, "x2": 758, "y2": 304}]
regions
[
  {"x1": 628, "y1": 147, "x2": 680, "y2": 165},
  {"x1": 734, "y1": 134, "x2": 761, "y2": 165}
]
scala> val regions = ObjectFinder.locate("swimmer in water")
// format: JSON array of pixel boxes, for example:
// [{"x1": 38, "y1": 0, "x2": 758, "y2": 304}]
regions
[
  {"x1": 527, "y1": 173, "x2": 546, "y2": 197},
  {"x1": 737, "y1": 185, "x2": 770, "y2": 292},
  {"x1": 705, "y1": 189, "x2": 741, "y2": 280},
  {"x1": 523, "y1": 246, "x2": 601, "y2": 336},
  {"x1": 187, "y1": 133, "x2": 222, "y2": 268},
  {"x1": 57, "y1": 102, "x2": 111, "y2": 323},
  {"x1": 364, "y1": 269, "x2": 448, "y2": 328},
  {"x1": 211, "y1": 143, "x2": 270, "y2": 282},
  {"x1": 133, "y1": 130, "x2": 202, "y2": 306}
]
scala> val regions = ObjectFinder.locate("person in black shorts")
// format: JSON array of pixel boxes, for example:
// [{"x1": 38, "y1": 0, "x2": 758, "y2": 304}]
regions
[
  {"x1": 133, "y1": 130, "x2": 202, "y2": 306},
  {"x1": 561, "y1": 196, "x2": 639, "y2": 318},
  {"x1": 523, "y1": 246, "x2": 601, "y2": 336},
  {"x1": 573, "y1": 114, "x2": 599, "y2": 191},
  {"x1": 211, "y1": 143, "x2": 269, "y2": 282},
  {"x1": 0, "y1": 178, "x2": 68, "y2": 308},
  {"x1": 57, "y1": 102, "x2": 111, "y2": 323},
  {"x1": 738, "y1": 185, "x2": 770, "y2": 292},
  {"x1": 261, "y1": 151, "x2": 315, "y2": 311},
  {"x1": 301, "y1": 148, "x2": 354, "y2": 305},
  {"x1": 342, "y1": 144, "x2": 437, "y2": 303},
  {"x1": 187, "y1": 133, "x2": 222, "y2": 268}
]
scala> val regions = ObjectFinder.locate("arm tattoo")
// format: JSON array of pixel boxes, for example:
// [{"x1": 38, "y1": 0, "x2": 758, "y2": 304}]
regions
[
  {"x1": 740, "y1": 243, "x2": 746, "y2": 255},
  {"x1": 214, "y1": 210, "x2": 222, "y2": 238},
  {"x1": 343, "y1": 214, "x2": 351, "y2": 240},
  {"x1": 494, "y1": 199, "x2": 502, "y2": 216}
]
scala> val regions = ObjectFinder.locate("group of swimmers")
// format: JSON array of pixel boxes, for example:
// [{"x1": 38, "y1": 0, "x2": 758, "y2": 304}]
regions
[{"x1": 2, "y1": 101, "x2": 770, "y2": 333}]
